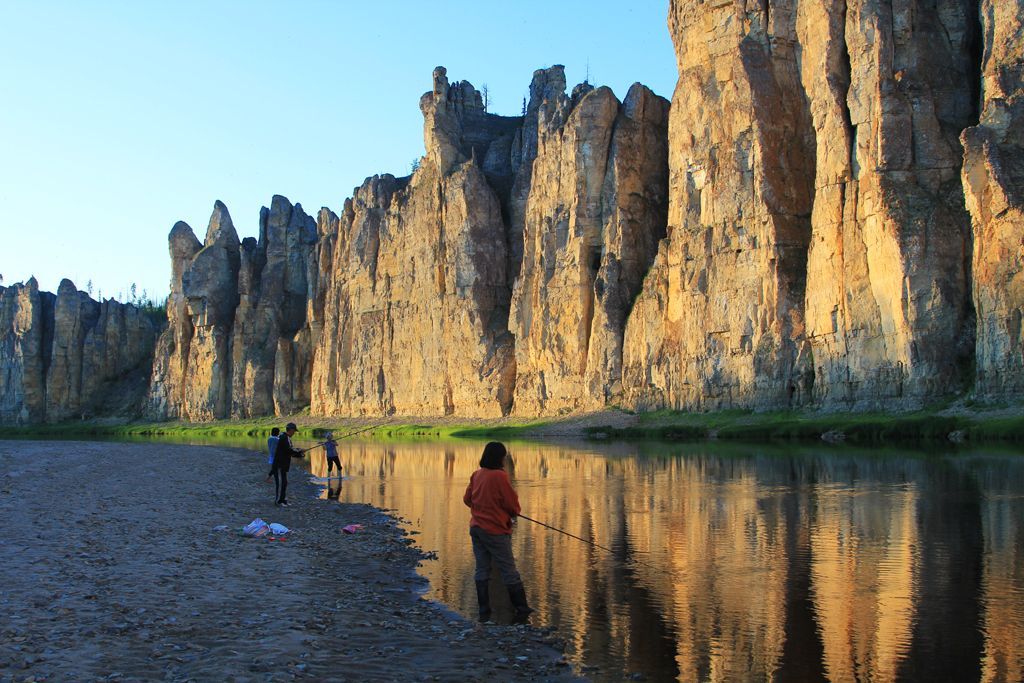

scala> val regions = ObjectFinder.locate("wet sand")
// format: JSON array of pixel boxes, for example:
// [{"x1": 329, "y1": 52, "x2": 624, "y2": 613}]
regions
[{"x1": 0, "y1": 441, "x2": 577, "y2": 682}]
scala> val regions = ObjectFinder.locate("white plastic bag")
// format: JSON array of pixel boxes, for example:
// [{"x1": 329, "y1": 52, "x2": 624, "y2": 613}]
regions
[
  {"x1": 268, "y1": 523, "x2": 290, "y2": 536},
  {"x1": 242, "y1": 518, "x2": 271, "y2": 537}
]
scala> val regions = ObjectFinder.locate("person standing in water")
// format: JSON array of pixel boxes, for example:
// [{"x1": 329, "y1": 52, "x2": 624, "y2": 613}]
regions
[
  {"x1": 265, "y1": 427, "x2": 281, "y2": 483},
  {"x1": 463, "y1": 441, "x2": 531, "y2": 622},
  {"x1": 324, "y1": 432, "x2": 342, "y2": 479},
  {"x1": 270, "y1": 423, "x2": 304, "y2": 507}
]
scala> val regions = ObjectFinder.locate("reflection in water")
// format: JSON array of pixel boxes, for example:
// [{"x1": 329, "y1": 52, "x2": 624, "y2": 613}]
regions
[{"x1": 301, "y1": 441, "x2": 1024, "y2": 682}]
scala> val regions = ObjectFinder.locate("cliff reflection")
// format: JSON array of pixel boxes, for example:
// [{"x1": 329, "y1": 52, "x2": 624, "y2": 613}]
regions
[{"x1": 307, "y1": 442, "x2": 1024, "y2": 682}]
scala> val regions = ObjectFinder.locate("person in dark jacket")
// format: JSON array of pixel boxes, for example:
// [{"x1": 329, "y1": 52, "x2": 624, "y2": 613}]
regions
[
  {"x1": 270, "y1": 423, "x2": 304, "y2": 507},
  {"x1": 463, "y1": 441, "x2": 531, "y2": 622}
]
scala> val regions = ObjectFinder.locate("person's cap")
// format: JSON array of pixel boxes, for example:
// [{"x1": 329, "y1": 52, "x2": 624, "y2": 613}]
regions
[
  {"x1": 286, "y1": 422, "x2": 298, "y2": 431},
  {"x1": 325, "y1": 432, "x2": 333, "y2": 438}
]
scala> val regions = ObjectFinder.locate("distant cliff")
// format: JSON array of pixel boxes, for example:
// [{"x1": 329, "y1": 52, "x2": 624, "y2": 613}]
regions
[
  {"x1": 2, "y1": 0, "x2": 1021, "y2": 424},
  {"x1": 0, "y1": 279, "x2": 161, "y2": 423}
]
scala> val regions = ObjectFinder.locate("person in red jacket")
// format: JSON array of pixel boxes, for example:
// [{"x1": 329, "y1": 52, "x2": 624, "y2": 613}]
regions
[{"x1": 463, "y1": 441, "x2": 532, "y2": 622}]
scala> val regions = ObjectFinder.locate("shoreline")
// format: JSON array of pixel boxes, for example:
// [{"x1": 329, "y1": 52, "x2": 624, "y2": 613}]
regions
[
  {"x1": 4, "y1": 401, "x2": 1024, "y2": 447},
  {"x1": 0, "y1": 440, "x2": 576, "y2": 681}
]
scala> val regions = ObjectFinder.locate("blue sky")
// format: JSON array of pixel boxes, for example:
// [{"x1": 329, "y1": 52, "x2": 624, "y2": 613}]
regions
[{"x1": 1, "y1": 1, "x2": 676, "y2": 301}]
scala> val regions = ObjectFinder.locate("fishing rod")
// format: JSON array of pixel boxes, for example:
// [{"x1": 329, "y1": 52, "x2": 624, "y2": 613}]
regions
[
  {"x1": 517, "y1": 513, "x2": 660, "y2": 571},
  {"x1": 300, "y1": 421, "x2": 389, "y2": 453}
]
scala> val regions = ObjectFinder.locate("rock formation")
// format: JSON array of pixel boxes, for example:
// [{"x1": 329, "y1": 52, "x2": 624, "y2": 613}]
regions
[
  {"x1": 962, "y1": 0, "x2": 1024, "y2": 398},
  {"x1": 147, "y1": 197, "x2": 321, "y2": 420},
  {"x1": 311, "y1": 67, "x2": 520, "y2": 417},
  {"x1": 0, "y1": 279, "x2": 52, "y2": 424},
  {"x1": 799, "y1": 0, "x2": 979, "y2": 409},
  {"x1": 0, "y1": 279, "x2": 159, "y2": 424},
  {"x1": 147, "y1": 202, "x2": 241, "y2": 420},
  {"x1": 6, "y1": 0, "x2": 1024, "y2": 425},
  {"x1": 623, "y1": 0, "x2": 817, "y2": 411},
  {"x1": 231, "y1": 196, "x2": 318, "y2": 417},
  {"x1": 307, "y1": 66, "x2": 670, "y2": 418},
  {"x1": 623, "y1": 0, "x2": 985, "y2": 412},
  {"x1": 511, "y1": 79, "x2": 669, "y2": 414}
]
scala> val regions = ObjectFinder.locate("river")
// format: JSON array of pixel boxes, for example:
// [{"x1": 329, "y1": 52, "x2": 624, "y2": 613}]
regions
[
  {"x1": 78, "y1": 432, "x2": 1024, "y2": 681},
  {"x1": 282, "y1": 438, "x2": 1023, "y2": 682}
]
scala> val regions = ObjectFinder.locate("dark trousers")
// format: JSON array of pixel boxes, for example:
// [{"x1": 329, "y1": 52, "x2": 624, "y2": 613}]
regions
[
  {"x1": 470, "y1": 526, "x2": 521, "y2": 584},
  {"x1": 273, "y1": 469, "x2": 288, "y2": 503},
  {"x1": 327, "y1": 457, "x2": 341, "y2": 475}
]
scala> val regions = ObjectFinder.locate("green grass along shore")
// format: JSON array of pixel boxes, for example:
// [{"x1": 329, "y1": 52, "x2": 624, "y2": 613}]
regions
[{"x1": 4, "y1": 404, "x2": 1023, "y2": 446}]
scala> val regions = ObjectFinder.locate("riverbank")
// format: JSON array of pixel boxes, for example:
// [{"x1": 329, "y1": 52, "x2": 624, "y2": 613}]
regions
[
  {"x1": 5, "y1": 400, "x2": 1023, "y2": 446},
  {"x1": 0, "y1": 441, "x2": 576, "y2": 681}
]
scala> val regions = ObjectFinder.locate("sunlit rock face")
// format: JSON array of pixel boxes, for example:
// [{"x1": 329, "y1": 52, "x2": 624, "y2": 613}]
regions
[
  {"x1": 96, "y1": 0, "x2": 1024, "y2": 420},
  {"x1": 623, "y1": 0, "x2": 817, "y2": 411},
  {"x1": 510, "y1": 78, "x2": 670, "y2": 415},
  {"x1": 311, "y1": 68, "x2": 518, "y2": 417},
  {"x1": 0, "y1": 279, "x2": 159, "y2": 424},
  {"x1": 961, "y1": 0, "x2": 1024, "y2": 400},
  {"x1": 308, "y1": 67, "x2": 669, "y2": 418},
  {"x1": 623, "y1": 0, "x2": 983, "y2": 412},
  {"x1": 799, "y1": 0, "x2": 979, "y2": 409}
]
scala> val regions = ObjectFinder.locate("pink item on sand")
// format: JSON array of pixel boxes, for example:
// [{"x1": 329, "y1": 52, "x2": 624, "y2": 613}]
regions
[{"x1": 342, "y1": 524, "x2": 364, "y2": 534}]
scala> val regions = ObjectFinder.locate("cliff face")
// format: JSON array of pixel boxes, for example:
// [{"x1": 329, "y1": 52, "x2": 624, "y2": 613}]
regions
[
  {"x1": 0, "y1": 279, "x2": 159, "y2": 424},
  {"x1": 623, "y1": 0, "x2": 817, "y2": 411},
  {"x1": 0, "y1": 280, "x2": 52, "y2": 423},
  {"x1": 231, "y1": 197, "x2": 319, "y2": 417},
  {"x1": 6, "y1": 0, "x2": 1022, "y2": 425},
  {"x1": 511, "y1": 80, "x2": 669, "y2": 415},
  {"x1": 799, "y1": 0, "x2": 979, "y2": 409},
  {"x1": 310, "y1": 68, "x2": 519, "y2": 417},
  {"x1": 147, "y1": 203, "x2": 241, "y2": 420},
  {"x1": 147, "y1": 197, "x2": 320, "y2": 421},
  {"x1": 623, "y1": 0, "x2": 986, "y2": 412},
  {"x1": 962, "y1": 0, "x2": 1024, "y2": 398},
  {"x1": 143, "y1": 66, "x2": 669, "y2": 421}
]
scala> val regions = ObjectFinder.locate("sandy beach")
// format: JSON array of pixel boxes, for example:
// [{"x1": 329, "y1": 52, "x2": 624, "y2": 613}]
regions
[{"x1": 0, "y1": 441, "x2": 577, "y2": 682}]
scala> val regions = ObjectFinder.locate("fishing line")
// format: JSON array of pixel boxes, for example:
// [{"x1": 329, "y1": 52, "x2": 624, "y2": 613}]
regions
[
  {"x1": 301, "y1": 421, "x2": 389, "y2": 453},
  {"x1": 517, "y1": 513, "x2": 660, "y2": 570}
]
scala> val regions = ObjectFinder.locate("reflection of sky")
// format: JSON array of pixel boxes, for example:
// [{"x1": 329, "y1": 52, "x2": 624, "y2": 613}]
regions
[{"x1": 296, "y1": 441, "x2": 1024, "y2": 682}]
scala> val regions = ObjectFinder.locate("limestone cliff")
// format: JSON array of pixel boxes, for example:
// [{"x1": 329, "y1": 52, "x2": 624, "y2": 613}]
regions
[
  {"x1": 8, "y1": 0, "x2": 1023, "y2": 425},
  {"x1": 0, "y1": 279, "x2": 159, "y2": 424},
  {"x1": 0, "y1": 280, "x2": 52, "y2": 423},
  {"x1": 623, "y1": 0, "x2": 985, "y2": 412},
  {"x1": 623, "y1": 0, "x2": 816, "y2": 411},
  {"x1": 961, "y1": 0, "x2": 1024, "y2": 398},
  {"x1": 147, "y1": 197, "x2": 321, "y2": 420},
  {"x1": 231, "y1": 196, "x2": 318, "y2": 417},
  {"x1": 799, "y1": 0, "x2": 979, "y2": 409},
  {"x1": 311, "y1": 68, "x2": 519, "y2": 417},
  {"x1": 147, "y1": 202, "x2": 241, "y2": 420},
  {"x1": 511, "y1": 80, "x2": 669, "y2": 414}
]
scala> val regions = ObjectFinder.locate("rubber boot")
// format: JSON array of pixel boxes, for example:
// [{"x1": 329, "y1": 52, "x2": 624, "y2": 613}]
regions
[
  {"x1": 506, "y1": 582, "x2": 533, "y2": 622},
  {"x1": 475, "y1": 580, "x2": 492, "y2": 622}
]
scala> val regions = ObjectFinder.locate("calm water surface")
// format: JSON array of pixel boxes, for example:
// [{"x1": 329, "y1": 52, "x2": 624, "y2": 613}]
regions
[
  {"x1": 297, "y1": 439, "x2": 1024, "y2": 683},
  {"x1": 86, "y1": 434, "x2": 1024, "y2": 681}
]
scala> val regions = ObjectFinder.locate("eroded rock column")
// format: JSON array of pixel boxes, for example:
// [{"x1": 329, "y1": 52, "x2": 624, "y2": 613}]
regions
[
  {"x1": 623, "y1": 0, "x2": 816, "y2": 411},
  {"x1": 511, "y1": 78, "x2": 669, "y2": 415},
  {"x1": 148, "y1": 202, "x2": 240, "y2": 420},
  {"x1": 800, "y1": 0, "x2": 979, "y2": 409},
  {"x1": 962, "y1": 0, "x2": 1024, "y2": 398},
  {"x1": 0, "y1": 279, "x2": 51, "y2": 424}
]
